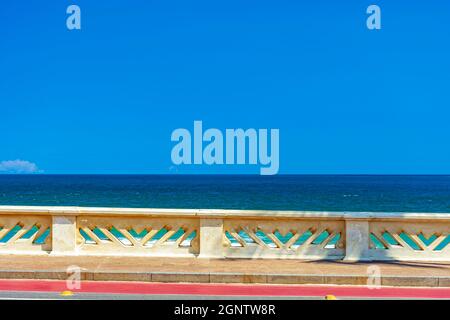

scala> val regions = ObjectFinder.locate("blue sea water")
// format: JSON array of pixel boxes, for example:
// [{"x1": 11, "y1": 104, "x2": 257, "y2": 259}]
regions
[{"x1": 0, "y1": 175, "x2": 449, "y2": 213}]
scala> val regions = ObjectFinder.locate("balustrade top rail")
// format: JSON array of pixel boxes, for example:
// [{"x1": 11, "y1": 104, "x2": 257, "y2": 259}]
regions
[{"x1": 0, "y1": 205, "x2": 448, "y2": 221}]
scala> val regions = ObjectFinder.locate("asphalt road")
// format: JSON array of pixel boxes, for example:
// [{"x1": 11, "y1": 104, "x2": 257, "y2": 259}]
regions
[{"x1": 0, "y1": 291, "x2": 322, "y2": 300}]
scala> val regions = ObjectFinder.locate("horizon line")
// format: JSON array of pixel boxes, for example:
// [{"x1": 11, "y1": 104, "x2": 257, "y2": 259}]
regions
[{"x1": 1, "y1": 173, "x2": 450, "y2": 176}]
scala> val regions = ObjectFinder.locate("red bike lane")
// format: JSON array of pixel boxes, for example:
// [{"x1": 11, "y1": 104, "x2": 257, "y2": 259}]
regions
[{"x1": 0, "y1": 279, "x2": 449, "y2": 299}]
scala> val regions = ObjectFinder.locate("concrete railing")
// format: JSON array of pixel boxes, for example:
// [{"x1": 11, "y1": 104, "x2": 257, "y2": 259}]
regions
[{"x1": 0, "y1": 206, "x2": 449, "y2": 262}]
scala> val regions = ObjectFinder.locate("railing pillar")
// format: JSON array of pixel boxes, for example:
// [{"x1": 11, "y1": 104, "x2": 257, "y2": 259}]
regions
[
  {"x1": 199, "y1": 218, "x2": 224, "y2": 259},
  {"x1": 51, "y1": 215, "x2": 77, "y2": 255},
  {"x1": 344, "y1": 219, "x2": 371, "y2": 261}
]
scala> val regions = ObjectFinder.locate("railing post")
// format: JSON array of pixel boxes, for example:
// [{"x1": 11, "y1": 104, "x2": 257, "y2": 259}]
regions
[
  {"x1": 51, "y1": 215, "x2": 77, "y2": 255},
  {"x1": 344, "y1": 218, "x2": 371, "y2": 261},
  {"x1": 199, "y1": 218, "x2": 224, "y2": 259}
]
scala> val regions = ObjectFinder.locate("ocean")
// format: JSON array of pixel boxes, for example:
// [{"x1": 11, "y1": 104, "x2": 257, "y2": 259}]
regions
[{"x1": 0, "y1": 174, "x2": 449, "y2": 212}]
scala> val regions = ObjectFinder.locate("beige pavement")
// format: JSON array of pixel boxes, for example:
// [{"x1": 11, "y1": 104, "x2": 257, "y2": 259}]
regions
[{"x1": 0, "y1": 254, "x2": 449, "y2": 287}]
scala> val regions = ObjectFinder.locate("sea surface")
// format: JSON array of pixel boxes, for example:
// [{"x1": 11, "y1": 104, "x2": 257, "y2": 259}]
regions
[{"x1": 0, "y1": 175, "x2": 450, "y2": 212}]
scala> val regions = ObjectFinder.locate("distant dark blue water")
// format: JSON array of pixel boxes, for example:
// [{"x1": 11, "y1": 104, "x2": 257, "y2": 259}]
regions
[{"x1": 0, "y1": 175, "x2": 449, "y2": 212}]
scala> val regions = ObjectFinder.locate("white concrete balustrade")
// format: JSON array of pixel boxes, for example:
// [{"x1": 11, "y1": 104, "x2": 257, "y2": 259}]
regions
[{"x1": 0, "y1": 206, "x2": 449, "y2": 262}]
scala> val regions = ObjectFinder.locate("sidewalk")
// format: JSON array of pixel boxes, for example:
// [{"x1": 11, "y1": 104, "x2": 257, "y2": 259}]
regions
[{"x1": 1, "y1": 255, "x2": 449, "y2": 287}]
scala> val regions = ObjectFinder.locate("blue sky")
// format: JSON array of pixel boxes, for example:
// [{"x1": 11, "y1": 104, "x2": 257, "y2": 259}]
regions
[{"x1": 1, "y1": 0, "x2": 450, "y2": 174}]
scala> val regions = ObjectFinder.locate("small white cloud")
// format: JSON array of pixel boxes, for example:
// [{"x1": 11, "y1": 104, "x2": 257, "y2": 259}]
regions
[{"x1": 0, "y1": 159, "x2": 41, "y2": 174}]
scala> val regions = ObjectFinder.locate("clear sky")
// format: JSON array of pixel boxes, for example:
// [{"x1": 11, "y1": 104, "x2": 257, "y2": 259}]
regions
[{"x1": 1, "y1": 1, "x2": 449, "y2": 174}]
